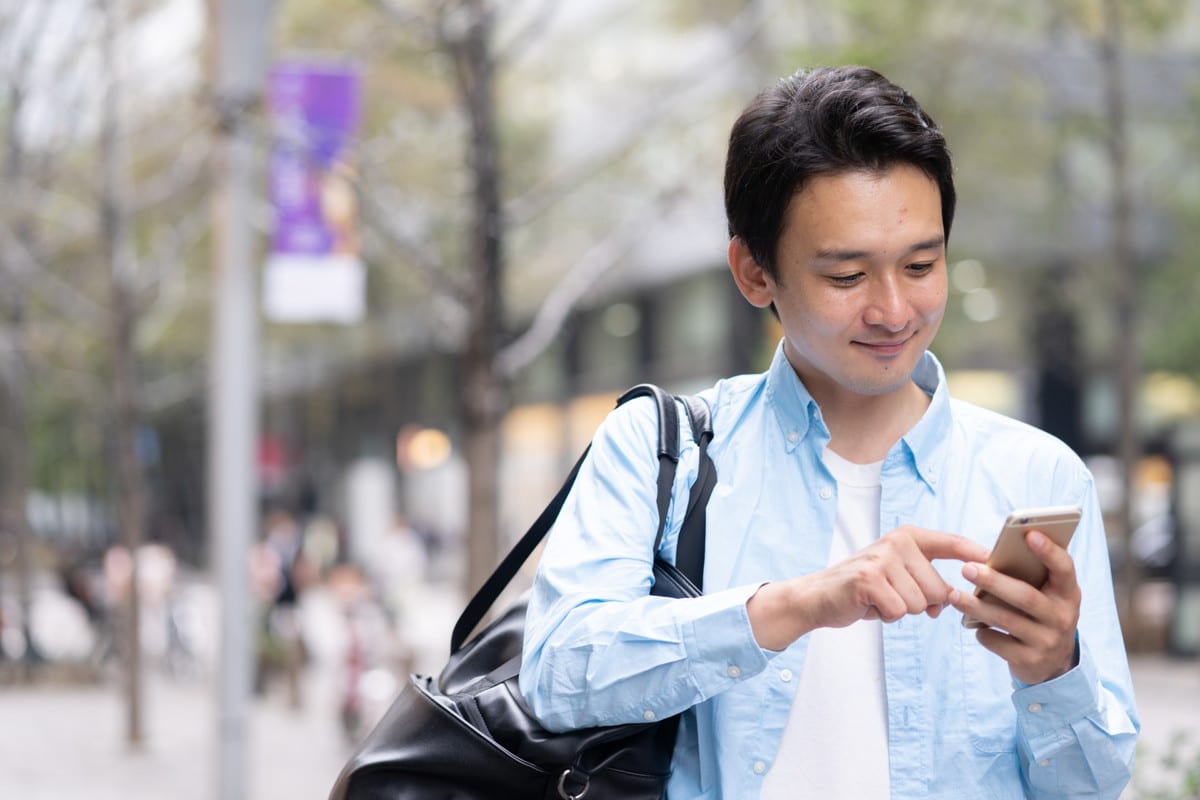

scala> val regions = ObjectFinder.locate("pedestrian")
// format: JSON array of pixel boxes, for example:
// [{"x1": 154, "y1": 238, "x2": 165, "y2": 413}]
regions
[
  {"x1": 250, "y1": 509, "x2": 315, "y2": 708},
  {"x1": 519, "y1": 66, "x2": 1138, "y2": 799}
]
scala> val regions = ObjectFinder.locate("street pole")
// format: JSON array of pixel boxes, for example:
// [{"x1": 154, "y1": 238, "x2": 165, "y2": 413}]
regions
[{"x1": 208, "y1": 0, "x2": 274, "y2": 797}]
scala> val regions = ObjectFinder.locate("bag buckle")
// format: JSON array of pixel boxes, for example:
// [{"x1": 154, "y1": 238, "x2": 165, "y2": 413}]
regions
[{"x1": 556, "y1": 767, "x2": 589, "y2": 800}]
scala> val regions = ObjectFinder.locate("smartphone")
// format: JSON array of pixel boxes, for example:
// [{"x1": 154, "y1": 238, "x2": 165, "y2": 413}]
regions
[{"x1": 961, "y1": 504, "x2": 1082, "y2": 630}]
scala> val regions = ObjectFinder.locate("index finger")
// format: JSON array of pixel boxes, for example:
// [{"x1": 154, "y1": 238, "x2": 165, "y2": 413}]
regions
[{"x1": 909, "y1": 527, "x2": 991, "y2": 564}]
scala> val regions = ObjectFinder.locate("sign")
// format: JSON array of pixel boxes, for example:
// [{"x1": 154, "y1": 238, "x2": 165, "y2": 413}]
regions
[{"x1": 264, "y1": 60, "x2": 364, "y2": 323}]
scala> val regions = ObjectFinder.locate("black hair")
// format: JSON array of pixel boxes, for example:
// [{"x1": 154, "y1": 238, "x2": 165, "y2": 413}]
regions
[{"x1": 724, "y1": 66, "x2": 956, "y2": 279}]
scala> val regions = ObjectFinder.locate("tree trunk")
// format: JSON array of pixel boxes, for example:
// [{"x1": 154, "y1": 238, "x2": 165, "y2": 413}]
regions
[
  {"x1": 1032, "y1": 11, "x2": 1086, "y2": 458},
  {"x1": 0, "y1": 47, "x2": 38, "y2": 681},
  {"x1": 109, "y1": 278, "x2": 147, "y2": 748},
  {"x1": 1101, "y1": 0, "x2": 1141, "y2": 629},
  {"x1": 101, "y1": 0, "x2": 145, "y2": 746},
  {"x1": 0, "y1": 290, "x2": 35, "y2": 679},
  {"x1": 452, "y1": 0, "x2": 507, "y2": 596}
]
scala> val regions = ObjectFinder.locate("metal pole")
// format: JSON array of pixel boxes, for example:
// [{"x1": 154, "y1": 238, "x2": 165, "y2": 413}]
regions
[{"x1": 208, "y1": 1, "x2": 273, "y2": 797}]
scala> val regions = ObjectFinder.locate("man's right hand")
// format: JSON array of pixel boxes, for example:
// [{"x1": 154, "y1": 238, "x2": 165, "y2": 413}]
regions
[{"x1": 747, "y1": 526, "x2": 990, "y2": 651}]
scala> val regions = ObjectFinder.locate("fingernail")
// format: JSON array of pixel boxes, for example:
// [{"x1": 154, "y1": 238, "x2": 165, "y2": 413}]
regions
[
  {"x1": 963, "y1": 564, "x2": 978, "y2": 580},
  {"x1": 1028, "y1": 531, "x2": 1045, "y2": 549}
]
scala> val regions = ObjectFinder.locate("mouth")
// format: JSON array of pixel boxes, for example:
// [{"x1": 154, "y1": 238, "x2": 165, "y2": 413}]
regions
[{"x1": 853, "y1": 335, "x2": 911, "y2": 357}]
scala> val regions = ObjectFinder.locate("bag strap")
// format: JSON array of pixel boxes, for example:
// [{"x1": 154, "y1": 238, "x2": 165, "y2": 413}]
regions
[
  {"x1": 674, "y1": 394, "x2": 715, "y2": 590},
  {"x1": 449, "y1": 384, "x2": 709, "y2": 654},
  {"x1": 617, "y1": 384, "x2": 683, "y2": 552}
]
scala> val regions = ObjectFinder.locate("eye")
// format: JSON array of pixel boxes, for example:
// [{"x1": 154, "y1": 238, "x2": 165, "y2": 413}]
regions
[
  {"x1": 906, "y1": 262, "x2": 936, "y2": 275},
  {"x1": 828, "y1": 272, "x2": 865, "y2": 286}
]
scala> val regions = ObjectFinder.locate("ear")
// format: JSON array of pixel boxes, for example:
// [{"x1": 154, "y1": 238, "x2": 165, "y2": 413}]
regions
[{"x1": 727, "y1": 236, "x2": 775, "y2": 309}]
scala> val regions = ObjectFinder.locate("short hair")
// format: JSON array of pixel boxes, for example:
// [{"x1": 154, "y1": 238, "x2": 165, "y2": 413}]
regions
[{"x1": 724, "y1": 66, "x2": 956, "y2": 279}]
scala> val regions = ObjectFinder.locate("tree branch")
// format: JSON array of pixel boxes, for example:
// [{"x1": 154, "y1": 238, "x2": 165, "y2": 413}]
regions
[
  {"x1": 0, "y1": 220, "x2": 107, "y2": 326},
  {"x1": 497, "y1": 186, "x2": 685, "y2": 379},
  {"x1": 128, "y1": 131, "x2": 212, "y2": 215},
  {"x1": 1, "y1": 4, "x2": 56, "y2": 98},
  {"x1": 16, "y1": 185, "x2": 96, "y2": 241},
  {"x1": 16, "y1": 343, "x2": 107, "y2": 402},
  {"x1": 139, "y1": 362, "x2": 205, "y2": 414},
  {"x1": 134, "y1": 205, "x2": 210, "y2": 319},
  {"x1": 506, "y1": 0, "x2": 766, "y2": 227},
  {"x1": 493, "y1": 0, "x2": 560, "y2": 66},
  {"x1": 372, "y1": 0, "x2": 440, "y2": 45},
  {"x1": 358, "y1": 179, "x2": 472, "y2": 301}
]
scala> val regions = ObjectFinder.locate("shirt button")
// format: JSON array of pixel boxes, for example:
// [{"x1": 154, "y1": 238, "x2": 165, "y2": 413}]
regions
[
  {"x1": 779, "y1": 669, "x2": 793, "y2": 682},
  {"x1": 819, "y1": 487, "x2": 833, "y2": 500},
  {"x1": 1038, "y1": 759, "x2": 1050, "y2": 768},
  {"x1": 753, "y1": 761, "x2": 767, "y2": 774},
  {"x1": 642, "y1": 709, "x2": 656, "y2": 721},
  {"x1": 1028, "y1": 703, "x2": 1043, "y2": 713},
  {"x1": 787, "y1": 431, "x2": 799, "y2": 443},
  {"x1": 727, "y1": 665, "x2": 741, "y2": 678}
]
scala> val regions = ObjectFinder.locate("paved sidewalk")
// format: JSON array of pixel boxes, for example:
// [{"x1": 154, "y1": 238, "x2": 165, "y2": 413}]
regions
[
  {"x1": 1126, "y1": 652, "x2": 1200, "y2": 797},
  {"x1": 0, "y1": 669, "x2": 351, "y2": 800},
  {"x1": 0, "y1": 653, "x2": 1195, "y2": 799}
]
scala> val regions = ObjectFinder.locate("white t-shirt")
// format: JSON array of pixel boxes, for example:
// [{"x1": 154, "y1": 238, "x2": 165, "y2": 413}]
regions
[{"x1": 759, "y1": 447, "x2": 890, "y2": 799}]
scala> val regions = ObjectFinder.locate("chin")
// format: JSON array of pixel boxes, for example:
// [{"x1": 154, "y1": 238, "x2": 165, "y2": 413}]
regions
[
  {"x1": 842, "y1": 367, "x2": 919, "y2": 397},
  {"x1": 850, "y1": 380, "x2": 914, "y2": 398}
]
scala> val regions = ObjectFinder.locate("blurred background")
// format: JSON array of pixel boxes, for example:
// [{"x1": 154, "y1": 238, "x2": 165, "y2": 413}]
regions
[{"x1": 1, "y1": 0, "x2": 1199, "y2": 798}]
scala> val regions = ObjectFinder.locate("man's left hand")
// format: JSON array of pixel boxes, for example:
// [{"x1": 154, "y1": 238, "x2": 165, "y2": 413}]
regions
[{"x1": 950, "y1": 530, "x2": 1081, "y2": 685}]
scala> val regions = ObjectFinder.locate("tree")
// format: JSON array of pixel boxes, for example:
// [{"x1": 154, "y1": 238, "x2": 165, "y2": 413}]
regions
[
  {"x1": 242, "y1": 0, "x2": 743, "y2": 592},
  {"x1": 0, "y1": 2, "x2": 44, "y2": 679},
  {"x1": 348, "y1": 0, "x2": 774, "y2": 594},
  {"x1": 100, "y1": 0, "x2": 150, "y2": 747},
  {"x1": 0, "y1": 0, "x2": 102, "y2": 678},
  {"x1": 1, "y1": 0, "x2": 213, "y2": 748}
]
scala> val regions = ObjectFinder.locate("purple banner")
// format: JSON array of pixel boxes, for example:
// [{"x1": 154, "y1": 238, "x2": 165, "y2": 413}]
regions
[{"x1": 268, "y1": 61, "x2": 362, "y2": 257}]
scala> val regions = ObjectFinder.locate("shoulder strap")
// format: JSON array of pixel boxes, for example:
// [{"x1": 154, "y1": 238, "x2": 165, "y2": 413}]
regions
[
  {"x1": 616, "y1": 384, "x2": 682, "y2": 551},
  {"x1": 674, "y1": 394, "x2": 715, "y2": 589},
  {"x1": 449, "y1": 384, "x2": 686, "y2": 654}
]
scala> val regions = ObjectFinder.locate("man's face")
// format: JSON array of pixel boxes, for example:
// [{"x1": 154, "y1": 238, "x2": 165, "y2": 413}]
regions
[{"x1": 755, "y1": 165, "x2": 947, "y2": 403}]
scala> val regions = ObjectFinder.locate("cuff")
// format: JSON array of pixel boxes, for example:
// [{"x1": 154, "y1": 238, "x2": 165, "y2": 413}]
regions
[
  {"x1": 1011, "y1": 635, "x2": 1099, "y2": 741},
  {"x1": 684, "y1": 583, "x2": 773, "y2": 697}
]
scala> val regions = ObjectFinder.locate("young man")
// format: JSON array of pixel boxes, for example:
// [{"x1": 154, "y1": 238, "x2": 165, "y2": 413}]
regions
[{"x1": 519, "y1": 66, "x2": 1138, "y2": 799}]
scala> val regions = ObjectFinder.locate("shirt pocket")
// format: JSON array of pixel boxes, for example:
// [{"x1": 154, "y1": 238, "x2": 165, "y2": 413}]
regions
[{"x1": 960, "y1": 625, "x2": 1018, "y2": 754}]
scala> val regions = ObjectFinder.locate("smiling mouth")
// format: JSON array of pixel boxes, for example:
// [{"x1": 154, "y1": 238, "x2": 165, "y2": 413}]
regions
[{"x1": 855, "y1": 337, "x2": 910, "y2": 356}]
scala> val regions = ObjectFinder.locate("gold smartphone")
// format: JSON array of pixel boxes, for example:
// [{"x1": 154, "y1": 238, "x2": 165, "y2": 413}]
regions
[{"x1": 961, "y1": 504, "x2": 1082, "y2": 630}]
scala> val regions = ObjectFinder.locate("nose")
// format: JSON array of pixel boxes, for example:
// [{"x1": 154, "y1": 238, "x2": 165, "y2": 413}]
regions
[{"x1": 862, "y1": 276, "x2": 908, "y2": 332}]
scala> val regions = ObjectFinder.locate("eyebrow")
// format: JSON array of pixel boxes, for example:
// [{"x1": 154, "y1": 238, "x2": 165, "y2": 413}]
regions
[{"x1": 814, "y1": 235, "x2": 946, "y2": 264}]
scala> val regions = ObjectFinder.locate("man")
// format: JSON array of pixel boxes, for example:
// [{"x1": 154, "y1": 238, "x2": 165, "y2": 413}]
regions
[{"x1": 519, "y1": 66, "x2": 1138, "y2": 799}]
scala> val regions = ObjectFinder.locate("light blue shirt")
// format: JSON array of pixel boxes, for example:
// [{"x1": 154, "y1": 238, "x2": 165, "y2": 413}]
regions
[{"x1": 520, "y1": 344, "x2": 1139, "y2": 800}]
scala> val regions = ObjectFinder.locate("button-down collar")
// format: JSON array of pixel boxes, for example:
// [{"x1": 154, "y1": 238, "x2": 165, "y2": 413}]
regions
[
  {"x1": 896, "y1": 351, "x2": 952, "y2": 493},
  {"x1": 765, "y1": 342, "x2": 827, "y2": 453},
  {"x1": 764, "y1": 340, "x2": 950, "y2": 492}
]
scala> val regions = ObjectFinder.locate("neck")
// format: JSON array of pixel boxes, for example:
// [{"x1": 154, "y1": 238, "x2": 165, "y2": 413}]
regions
[
  {"x1": 779, "y1": 343, "x2": 935, "y2": 463},
  {"x1": 829, "y1": 383, "x2": 929, "y2": 462},
  {"x1": 798, "y1": 374, "x2": 931, "y2": 464}
]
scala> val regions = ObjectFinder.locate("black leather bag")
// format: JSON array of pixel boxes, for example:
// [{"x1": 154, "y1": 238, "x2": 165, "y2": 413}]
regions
[{"x1": 329, "y1": 384, "x2": 716, "y2": 800}]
